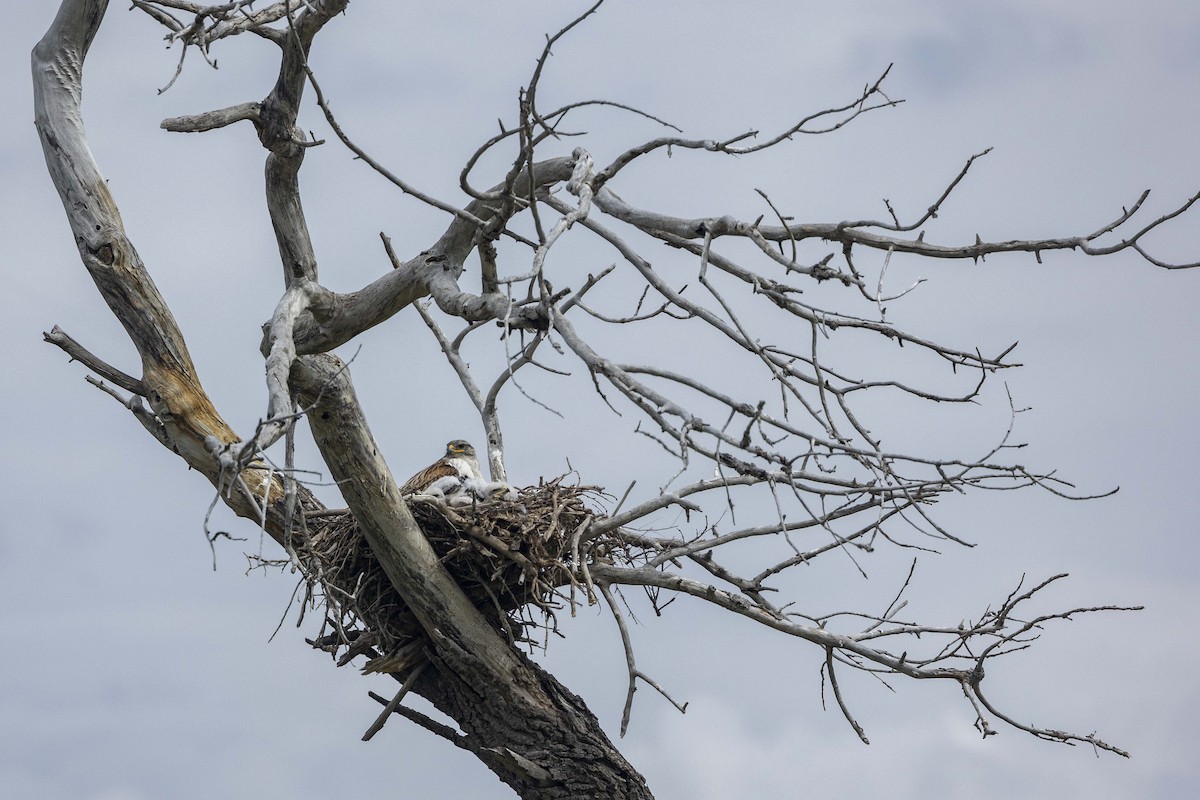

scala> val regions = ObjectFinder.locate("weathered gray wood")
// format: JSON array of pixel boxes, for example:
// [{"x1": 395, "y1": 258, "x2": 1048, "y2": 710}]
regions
[
  {"x1": 38, "y1": 0, "x2": 1167, "y2": 791},
  {"x1": 34, "y1": 0, "x2": 313, "y2": 539},
  {"x1": 36, "y1": 9, "x2": 654, "y2": 793},
  {"x1": 292, "y1": 354, "x2": 654, "y2": 799}
]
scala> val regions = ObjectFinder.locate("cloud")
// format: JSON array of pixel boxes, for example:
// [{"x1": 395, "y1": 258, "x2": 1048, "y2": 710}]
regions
[{"x1": 5, "y1": 2, "x2": 1199, "y2": 799}]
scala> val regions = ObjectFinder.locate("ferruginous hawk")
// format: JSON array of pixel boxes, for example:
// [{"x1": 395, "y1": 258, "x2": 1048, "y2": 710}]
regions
[{"x1": 400, "y1": 439, "x2": 483, "y2": 496}]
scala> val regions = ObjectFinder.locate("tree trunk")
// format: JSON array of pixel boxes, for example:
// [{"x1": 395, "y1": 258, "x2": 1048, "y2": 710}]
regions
[
  {"x1": 293, "y1": 355, "x2": 652, "y2": 799},
  {"x1": 34, "y1": 3, "x2": 652, "y2": 796}
]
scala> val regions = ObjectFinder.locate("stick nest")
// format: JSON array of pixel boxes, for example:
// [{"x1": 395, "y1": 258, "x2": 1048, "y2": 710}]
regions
[{"x1": 295, "y1": 477, "x2": 617, "y2": 673}]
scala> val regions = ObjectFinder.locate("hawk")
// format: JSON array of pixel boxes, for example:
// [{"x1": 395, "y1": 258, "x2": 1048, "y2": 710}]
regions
[{"x1": 400, "y1": 439, "x2": 483, "y2": 496}]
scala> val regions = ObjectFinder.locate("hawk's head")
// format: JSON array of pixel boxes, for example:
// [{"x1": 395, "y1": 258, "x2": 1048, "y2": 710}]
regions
[{"x1": 445, "y1": 439, "x2": 476, "y2": 459}]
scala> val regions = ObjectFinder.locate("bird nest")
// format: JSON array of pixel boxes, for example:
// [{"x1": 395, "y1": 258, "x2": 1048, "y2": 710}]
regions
[{"x1": 294, "y1": 477, "x2": 613, "y2": 674}]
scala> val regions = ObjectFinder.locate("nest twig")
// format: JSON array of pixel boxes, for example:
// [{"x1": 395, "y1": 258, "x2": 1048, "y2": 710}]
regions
[{"x1": 291, "y1": 477, "x2": 619, "y2": 674}]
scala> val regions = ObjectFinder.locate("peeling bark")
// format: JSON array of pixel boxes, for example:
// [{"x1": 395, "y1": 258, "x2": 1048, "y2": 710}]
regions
[
  {"x1": 33, "y1": 0, "x2": 293, "y2": 525},
  {"x1": 37, "y1": 0, "x2": 1180, "y2": 792},
  {"x1": 35, "y1": 3, "x2": 653, "y2": 796}
]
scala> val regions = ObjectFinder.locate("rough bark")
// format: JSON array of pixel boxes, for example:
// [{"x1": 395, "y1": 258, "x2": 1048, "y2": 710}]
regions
[
  {"x1": 32, "y1": 0, "x2": 303, "y2": 529},
  {"x1": 38, "y1": 0, "x2": 1185, "y2": 792},
  {"x1": 292, "y1": 355, "x2": 652, "y2": 798},
  {"x1": 35, "y1": 2, "x2": 653, "y2": 796}
]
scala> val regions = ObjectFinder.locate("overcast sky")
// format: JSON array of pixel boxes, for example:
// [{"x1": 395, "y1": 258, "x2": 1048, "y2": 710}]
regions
[{"x1": 3, "y1": 2, "x2": 1199, "y2": 799}]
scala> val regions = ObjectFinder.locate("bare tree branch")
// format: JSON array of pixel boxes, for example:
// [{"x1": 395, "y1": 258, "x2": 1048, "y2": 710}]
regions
[{"x1": 36, "y1": 2, "x2": 1196, "y2": 794}]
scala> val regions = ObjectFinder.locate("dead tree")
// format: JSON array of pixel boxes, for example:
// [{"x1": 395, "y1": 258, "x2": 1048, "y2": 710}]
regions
[{"x1": 33, "y1": 2, "x2": 1198, "y2": 798}]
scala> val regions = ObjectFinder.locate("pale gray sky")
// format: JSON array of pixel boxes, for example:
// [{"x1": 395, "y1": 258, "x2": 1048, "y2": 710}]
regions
[{"x1": 3, "y1": 2, "x2": 1199, "y2": 799}]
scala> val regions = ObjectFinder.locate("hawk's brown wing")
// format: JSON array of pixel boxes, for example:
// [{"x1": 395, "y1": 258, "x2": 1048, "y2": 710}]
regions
[{"x1": 400, "y1": 459, "x2": 460, "y2": 495}]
